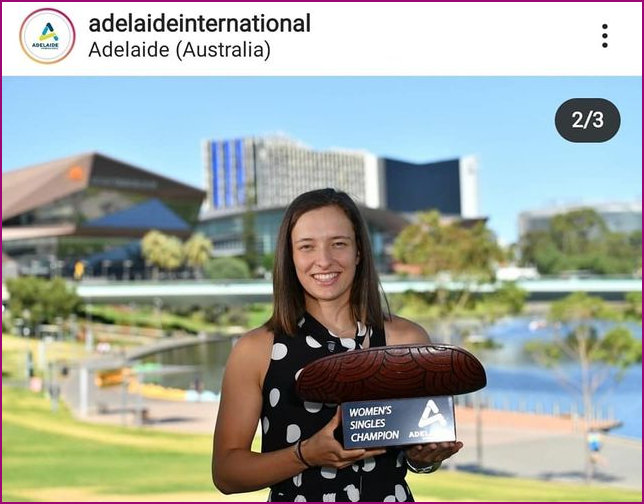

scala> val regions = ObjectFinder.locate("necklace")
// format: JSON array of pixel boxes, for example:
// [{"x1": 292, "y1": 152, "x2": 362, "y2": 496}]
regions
[{"x1": 327, "y1": 322, "x2": 357, "y2": 338}]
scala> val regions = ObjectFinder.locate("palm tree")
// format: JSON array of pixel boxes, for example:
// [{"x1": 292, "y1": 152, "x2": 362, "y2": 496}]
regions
[
  {"x1": 184, "y1": 233, "x2": 214, "y2": 279},
  {"x1": 141, "y1": 230, "x2": 168, "y2": 279}
]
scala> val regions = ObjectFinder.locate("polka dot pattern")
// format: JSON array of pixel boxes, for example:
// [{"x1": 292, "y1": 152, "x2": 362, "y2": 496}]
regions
[
  {"x1": 340, "y1": 338, "x2": 356, "y2": 350},
  {"x1": 286, "y1": 424, "x2": 301, "y2": 443},
  {"x1": 396, "y1": 451, "x2": 405, "y2": 468},
  {"x1": 304, "y1": 401, "x2": 323, "y2": 413},
  {"x1": 344, "y1": 484, "x2": 360, "y2": 502},
  {"x1": 320, "y1": 467, "x2": 337, "y2": 479},
  {"x1": 362, "y1": 457, "x2": 376, "y2": 472},
  {"x1": 395, "y1": 484, "x2": 407, "y2": 501},
  {"x1": 306, "y1": 336, "x2": 322, "y2": 348},
  {"x1": 269, "y1": 388, "x2": 280, "y2": 407},
  {"x1": 262, "y1": 313, "x2": 413, "y2": 502},
  {"x1": 271, "y1": 343, "x2": 288, "y2": 360}
]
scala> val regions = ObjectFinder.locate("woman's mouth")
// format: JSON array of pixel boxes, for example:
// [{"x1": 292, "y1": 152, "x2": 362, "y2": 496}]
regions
[{"x1": 312, "y1": 272, "x2": 340, "y2": 285}]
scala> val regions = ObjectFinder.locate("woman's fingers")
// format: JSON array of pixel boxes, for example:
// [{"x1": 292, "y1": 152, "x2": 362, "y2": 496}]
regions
[{"x1": 406, "y1": 441, "x2": 463, "y2": 464}]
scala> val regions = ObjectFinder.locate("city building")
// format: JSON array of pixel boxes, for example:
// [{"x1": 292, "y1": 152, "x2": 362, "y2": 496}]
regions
[
  {"x1": 2, "y1": 153, "x2": 205, "y2": 278},
  {"x1": 203, "y1": 135, "x2": 377, "y2": 212},
  {"x1": 200, "y1": 135, "x2": 479, "y2": 265},
  {"x1": 518, "y1": 201, "x2": 642, "y2": 237}
]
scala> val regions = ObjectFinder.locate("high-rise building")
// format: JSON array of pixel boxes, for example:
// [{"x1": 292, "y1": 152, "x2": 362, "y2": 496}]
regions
[
  {"x1": 200, "y1": 135, "x2": 479, "y2": 263},
  {"x1": 202, "y1": 135, "x2": 478, "y2": 216},
  {"x1": 203, "y1": 135, "x2": 378, "y2": 212},
  {"x1": 380, "y1": 155, "x2": 478, "y2": 218}
]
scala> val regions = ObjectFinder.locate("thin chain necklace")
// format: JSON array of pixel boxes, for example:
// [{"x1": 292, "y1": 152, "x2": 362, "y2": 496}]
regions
[{"x1": 327, "y1": 322, "x2": 358, "y2": 338}]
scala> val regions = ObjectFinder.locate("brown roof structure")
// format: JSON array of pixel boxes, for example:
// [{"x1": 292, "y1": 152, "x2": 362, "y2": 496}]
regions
[{"x1": 2, "y1": 152, "x2": 205, "y2": 222}]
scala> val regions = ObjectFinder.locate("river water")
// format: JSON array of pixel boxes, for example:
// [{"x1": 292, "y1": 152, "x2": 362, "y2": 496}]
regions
[{"x1": 141, "y1": 316, "x2": 642, "y2": 440}]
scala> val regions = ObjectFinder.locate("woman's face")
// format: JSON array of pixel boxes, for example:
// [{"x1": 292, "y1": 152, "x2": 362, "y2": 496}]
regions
[{"x1": 291, "y1": 205, "x2": 359, "y2": 306}]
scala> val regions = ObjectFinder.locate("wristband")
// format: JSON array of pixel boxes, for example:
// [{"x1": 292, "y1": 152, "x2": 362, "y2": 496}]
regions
[
  {"x1": 406, "y1": 458, "x2": 442, "y2": 474},
  {"x1": 294, "y1": 439, "x2": 313, "y2": 469}
]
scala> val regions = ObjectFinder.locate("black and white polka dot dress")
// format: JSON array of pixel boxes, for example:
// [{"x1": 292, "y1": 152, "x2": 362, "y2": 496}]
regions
[{"x1": 261, "y1": 313, "x2": 413, "y2": 502}]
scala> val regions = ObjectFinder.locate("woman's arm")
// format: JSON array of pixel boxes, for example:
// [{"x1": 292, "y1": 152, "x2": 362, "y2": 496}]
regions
[
  {"x1": 212, "y1": 328, "x2": 307, "y2": 493},
  {"x1": 212, "y1": 328, "x2": 384, "y2": 494},
  {"x1": 384, "y1": 315, "x2": 432, "y2": 345}
]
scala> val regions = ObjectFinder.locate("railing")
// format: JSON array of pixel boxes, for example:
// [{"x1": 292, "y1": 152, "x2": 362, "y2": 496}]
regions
[{"x1": 453, "y1": 393, "x2": 619, "y2": 433}]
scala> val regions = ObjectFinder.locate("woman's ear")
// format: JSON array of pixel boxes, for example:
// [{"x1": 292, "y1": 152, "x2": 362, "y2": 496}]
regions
[{"x1": 355, "y1": 250, "x2": 361, "y2": 265}]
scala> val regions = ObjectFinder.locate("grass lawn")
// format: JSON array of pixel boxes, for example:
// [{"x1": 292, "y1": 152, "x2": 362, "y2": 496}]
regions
[
  {"x1": 2, "y1": 387, "x2": 640, "y2": 502},
  {"x1": 2, "y1": 334, "x2": 89, "y2": 381}
]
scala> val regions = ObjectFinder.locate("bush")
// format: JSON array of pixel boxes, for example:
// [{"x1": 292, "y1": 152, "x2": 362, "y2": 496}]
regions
[
  {"x1": 5, "y1": 277, "x2": 82, "y2": 325},
  {"x1": 204, "y1": 257, "x2": 251, "y2": 280}
]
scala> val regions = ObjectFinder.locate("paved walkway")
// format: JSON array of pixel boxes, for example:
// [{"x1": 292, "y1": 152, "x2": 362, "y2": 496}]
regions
[{"x1": 60, "y1": 371, "x2": 642, "y2": 491}]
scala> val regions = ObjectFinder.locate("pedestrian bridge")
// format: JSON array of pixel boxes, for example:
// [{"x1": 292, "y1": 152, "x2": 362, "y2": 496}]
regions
[{"x1": 70, "y1": 277, "x2": 641, "y2": 306}]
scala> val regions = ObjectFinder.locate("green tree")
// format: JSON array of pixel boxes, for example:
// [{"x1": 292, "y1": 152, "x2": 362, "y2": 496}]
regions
[
  {"x1": 160, "y1": 236, "x2": 185, "y2": 275},
  {"x1": 204, "y1": 257, "x2": 251, "y2": 280},
  {"x1": 524, "y1": 292, "x2": 641, "y2": 482},
  {"x1": 623, "y1": 292, "x2": 642, "y2": 321},
  {"x1": 262, "y1": 253, "x2": 275, "y2": 276},
  {"x1": 241, "y1": 183, "x2": 260, "y2": 276},
  {"x1": 520, "y1": 208, "x2": 641, "y2": 275},
  {"x1": 141, "y1": 230, "x2": 168, "y2": 279},
  {"x1": 5, "y1": 277, "x2": 82, "y2": 330},
  {"x1": 184, "y1": 233, "x2": 214, "y2": 279},
  {"x1": 392, "y1": 211, "x2": 504, "y2": 341},
  {"x1": 476, "y1": 282, "x2": 528, "y2": 322},
  {"x1": 393, "y1": 211, "x2": 503, "y2": 282},
  {"x1": 141, "y1": 231, "x2": 185, "y2": 277},
  {"x1": 242, "y1": 208, "x2": 260, "y2": 275}
]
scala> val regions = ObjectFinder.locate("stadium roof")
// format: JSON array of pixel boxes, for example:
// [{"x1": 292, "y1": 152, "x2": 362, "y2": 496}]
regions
[{"x1": 2, "y1": 152, "x2": 205, "y2": 221}]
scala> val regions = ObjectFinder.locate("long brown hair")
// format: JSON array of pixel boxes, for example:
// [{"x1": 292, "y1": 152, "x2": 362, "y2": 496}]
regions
[{"x1": 266, "y1": 188, "x2": 389, "y2": 336}]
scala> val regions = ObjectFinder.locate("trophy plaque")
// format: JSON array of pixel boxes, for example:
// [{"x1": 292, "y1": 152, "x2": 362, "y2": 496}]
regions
[{"x1": 296, "y1": 344, "x2": 486, "y2": 449}]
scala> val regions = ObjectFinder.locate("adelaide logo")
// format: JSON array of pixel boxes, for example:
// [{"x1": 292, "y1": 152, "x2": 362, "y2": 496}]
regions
[{"x1": 20, "y1": 8, "x2": 75, "y2": 64}]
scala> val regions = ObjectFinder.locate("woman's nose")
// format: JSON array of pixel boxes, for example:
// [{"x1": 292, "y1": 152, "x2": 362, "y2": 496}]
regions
[{"x1": 314, "y1": 245, "x2": 333, "y2": 267}]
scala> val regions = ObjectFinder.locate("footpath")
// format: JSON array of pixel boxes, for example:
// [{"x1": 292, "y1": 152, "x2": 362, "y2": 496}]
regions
[{"x1": 61, "y1": 371, "x2": 642, "y2": 491}]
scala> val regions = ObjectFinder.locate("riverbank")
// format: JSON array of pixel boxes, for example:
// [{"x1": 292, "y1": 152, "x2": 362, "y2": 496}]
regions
[
  {"x1": 6, "y1": 386, "x2": 639, "y2": 503},
  {"x1": 66, "y1": 377, "x2": 641, "y2": 491}
]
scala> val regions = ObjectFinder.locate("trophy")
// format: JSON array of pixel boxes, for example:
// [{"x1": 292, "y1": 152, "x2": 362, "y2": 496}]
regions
[{"x1": 295, "y1": 344, "x2": 486, "y2": 449}]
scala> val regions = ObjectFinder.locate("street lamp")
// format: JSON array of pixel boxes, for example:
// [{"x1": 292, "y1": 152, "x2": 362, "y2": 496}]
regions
[{"x1": 123, "y1": 260, "x2": 133, "y2": 280}]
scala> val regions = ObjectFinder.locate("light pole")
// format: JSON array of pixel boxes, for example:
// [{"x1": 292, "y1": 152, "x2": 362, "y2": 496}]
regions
[{"x1": 123, "y1": 260, "x2": 133, "y2": 280}]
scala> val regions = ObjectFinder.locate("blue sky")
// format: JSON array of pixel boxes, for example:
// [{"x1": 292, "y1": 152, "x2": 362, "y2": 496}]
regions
[{"x1": 2, "y1": 76, "x2": 641, "y2": 244}]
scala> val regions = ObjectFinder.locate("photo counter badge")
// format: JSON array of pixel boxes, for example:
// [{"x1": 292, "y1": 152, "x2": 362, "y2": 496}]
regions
[{"x1": 295, "y1": 344, "x2": 487, "y2": 449}]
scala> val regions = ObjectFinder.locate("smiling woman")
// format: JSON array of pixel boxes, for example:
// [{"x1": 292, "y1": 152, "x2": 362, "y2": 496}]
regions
[
  {"x1": 211, "y1": 188, "x2": 463, "y2": 502},
  {"x1": 291, "y1": 205, "x2": 360, "y2": 313}
]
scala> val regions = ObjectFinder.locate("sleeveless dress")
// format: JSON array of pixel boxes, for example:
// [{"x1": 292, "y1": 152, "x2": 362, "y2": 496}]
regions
[{"x1": 261, "y1": 313, "x2": 413, "y2": 502}]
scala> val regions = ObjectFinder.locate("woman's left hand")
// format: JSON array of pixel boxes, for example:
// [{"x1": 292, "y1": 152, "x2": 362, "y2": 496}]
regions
[{"x1": 404, "y1": 441, "x2": 463, "y2": 468}]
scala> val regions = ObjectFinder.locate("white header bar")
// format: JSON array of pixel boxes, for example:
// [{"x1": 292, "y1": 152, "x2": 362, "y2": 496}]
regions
[{"x1": 2, "y1": 2, "x2": 642, "y2": 76}]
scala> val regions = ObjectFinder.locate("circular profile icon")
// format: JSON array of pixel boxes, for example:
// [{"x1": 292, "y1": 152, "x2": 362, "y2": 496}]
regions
[{"x1": 20, "y1": 8, "x2": 75, "y2": 64}]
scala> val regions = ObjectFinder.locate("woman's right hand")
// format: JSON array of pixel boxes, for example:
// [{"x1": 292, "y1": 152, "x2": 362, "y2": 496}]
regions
[{"x1": 299, "y1": 408, "x2": 386, "y2": 469}]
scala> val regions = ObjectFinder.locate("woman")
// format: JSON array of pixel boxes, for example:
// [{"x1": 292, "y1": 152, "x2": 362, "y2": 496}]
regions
[{"x1": 212, "y1": 188, "x2": 462, "y2": 501}]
